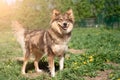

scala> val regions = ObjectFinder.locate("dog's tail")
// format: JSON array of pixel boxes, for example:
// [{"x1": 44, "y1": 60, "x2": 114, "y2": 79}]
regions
[{"x1": 11, "y1": 21, "x2": 26, "y2": 55}]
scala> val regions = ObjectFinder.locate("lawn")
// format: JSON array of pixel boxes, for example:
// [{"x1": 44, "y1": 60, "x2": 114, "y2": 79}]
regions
[{"x1": 0, "y1": 21, "x2": 120, "y2": 80}]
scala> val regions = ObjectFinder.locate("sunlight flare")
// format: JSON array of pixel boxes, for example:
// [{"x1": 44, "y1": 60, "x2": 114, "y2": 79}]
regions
[{"x1": 5, "y1": 0, "x2": 16, "y2": 5}]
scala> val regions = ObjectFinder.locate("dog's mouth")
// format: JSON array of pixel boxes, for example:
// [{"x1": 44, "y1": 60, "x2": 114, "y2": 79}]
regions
[{"x1": 58, "y1": 23, "x2": 68, "y2": 30}]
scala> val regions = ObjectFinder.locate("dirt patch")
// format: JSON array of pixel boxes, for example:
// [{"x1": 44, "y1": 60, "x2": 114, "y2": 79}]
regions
[
  {"x1": 15, "y1": 57, "x2": 34, "y2": 61},
  {"x1": 107, "y1": 62, "x2": 120, "y2": 67},
  {"x1": 22, "y1": 71, "x2": 49, "y2": 79},
  {"x1": 65, "y1": 48, "x2": 85, "y2": 59},
  {"x1": 68, "y1": 48, "x2": 85, "y2": 54},
  {"x1": 22, "y1": 72, "x2": 42, "y2": 79},
  {"x1": 84, "y1": 70, "x2": 112, "y2": 80}
]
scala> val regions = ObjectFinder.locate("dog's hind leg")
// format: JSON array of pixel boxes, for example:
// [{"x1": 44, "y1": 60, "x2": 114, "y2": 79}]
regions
[
  {"x1": 34, "y1": 54, "x2": 43, "y2": 73},
  {"x1": 21, "y1": 49, "x2": 30, "y2": 74}
]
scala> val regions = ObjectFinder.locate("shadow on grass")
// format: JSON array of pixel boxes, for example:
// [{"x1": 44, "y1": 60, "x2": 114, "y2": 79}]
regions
[{"x1": 16, "y1": 59, "x2": 59, "y2": 73}]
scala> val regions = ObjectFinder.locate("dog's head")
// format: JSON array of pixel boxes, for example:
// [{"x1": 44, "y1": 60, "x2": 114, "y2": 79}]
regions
[{"x1": 51, "y1": 9, "x2": 74, "y2": 34}]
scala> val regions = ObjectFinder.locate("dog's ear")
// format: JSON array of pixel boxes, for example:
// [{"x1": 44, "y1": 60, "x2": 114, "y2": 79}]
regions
[
  {"x1": 52, "y1": 9, "x2": 60, "y2": 19},
  {"x1": 66, "y1": 9, "x2": 74, "y2": 22}
]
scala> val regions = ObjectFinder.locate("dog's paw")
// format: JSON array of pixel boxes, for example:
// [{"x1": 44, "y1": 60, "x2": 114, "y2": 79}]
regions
[
  {"x1": 21, "y1": 71, "x2": 26, "y2": 75},
  {"x1": 36, "y1": 69, "x2": 42, "y2": 73},
  {"x1": 51, "y1": 72, "x2": 55, "y2": 77}
]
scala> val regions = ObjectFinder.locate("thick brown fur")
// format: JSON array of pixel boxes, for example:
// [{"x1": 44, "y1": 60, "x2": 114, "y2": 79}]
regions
[{"x1": 12, "y1": 9, "x2": 74, "y2": 77}]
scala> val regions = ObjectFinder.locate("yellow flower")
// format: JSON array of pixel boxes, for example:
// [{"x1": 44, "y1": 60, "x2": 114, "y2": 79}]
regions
[
  {"x1": 110, "y1": 74, "x2": 113, "y2": 77},
  {"x1": 119, "y1": 44, "x2": 120, "y2": 46},
  {"x1": 89, "y1": 56, "x2": 93, "y2": 59},
  {"x1": 66, "y1": 57, "x2": 70, "y2": 60},
  {"x1": 117, "y1": 78, "x2": 120, "y2": 80},
  {"x1": 89, "y1": 56, "x2": 94, "y2": 62},
  {"x1": 89, "y1": 58, "x2": 94, "y2": 62},
  {"x1": 83, "y1": 62, "x2": 87, "y2": 64},
  {"x1": 106, "y1": 59, "x2": 110, "y2": 63},
  {"x1": 74, "y1": 62, "x2": 77, "y2": 65}
]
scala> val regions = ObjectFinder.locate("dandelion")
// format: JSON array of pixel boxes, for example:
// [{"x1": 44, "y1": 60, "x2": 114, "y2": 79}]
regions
[
  {"x1": 89, "y1": 56, "x2": 94, "y2": 62},
  {"x1": 66, "y1": 57, "x2": 69, "y2": 60},
  {"x1": 109, "y1": 74, "x2": 113, "y2": 77},
  {"x1": 83, "y1": 61, "x2": 87, "y2": 64},
  {"x1": 117, "y1": 78, "x2": 120, "y2": 80},
  {"x1": 89, "y1": 58, "x2": 94, "y2": 62},
  {"x1": 89, "y1": 56, "x2": 93, "y2": 59},
  {"x1": 106, "y1": 59, "x2": 110, "y2": 63},
  {"x1": 74, "y1": 62, "x2": 77, "y2": 65}
]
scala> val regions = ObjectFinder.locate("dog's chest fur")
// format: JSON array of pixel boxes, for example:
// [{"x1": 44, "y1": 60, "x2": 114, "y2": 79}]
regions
[
  {"x1": 51, "y1": 40, "x2": 69, "y2": 56},
  {"x1": 25, "y1": 29, "x2": 71, "y2": 56}
]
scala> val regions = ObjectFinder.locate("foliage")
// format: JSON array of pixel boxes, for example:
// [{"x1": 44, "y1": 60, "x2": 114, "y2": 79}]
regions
[
  {"x1": 90, "y1": 0, "x2": 105, "y2": 16},
  {"x1": 15, "y1": 0, "x2": 51, "y2": 29},
  {"x1": 104, "y1": 0, "x2": 120, "y2": 17},
  {"x1": 70, "y1": 28, "x2": 120, "y2": 62},
  {"x1": 13, "y1": 0, "x2": 120, "y2": 28},
  {"x1": 50, "y1": 0, "x2": 74, "y2": 12},
  {"x1": 74, "y1": 0, "x2": 92, "y2": 20},
  {"x1": 104, "y1": 0, "x2": 120, "y2": 27}
]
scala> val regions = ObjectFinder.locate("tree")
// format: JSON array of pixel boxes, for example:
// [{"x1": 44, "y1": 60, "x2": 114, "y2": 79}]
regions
[
  {"x1": 104, "y1": 0, "x2": 120, "y2": 27},
  {"x1": 15, "y1": 0, "x2": 51, "y2": 29},
  {"x1": 90, "y1": 0, "x2": 105, "y2": 16},
  {"x1": 74, "y1": 0, "x2": 92, "y2": 20}
]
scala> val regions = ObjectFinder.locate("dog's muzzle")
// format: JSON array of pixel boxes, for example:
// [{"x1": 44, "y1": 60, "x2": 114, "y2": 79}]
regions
[{"x1": 62, "y1": 22, "x2": 68, "y2": 30}]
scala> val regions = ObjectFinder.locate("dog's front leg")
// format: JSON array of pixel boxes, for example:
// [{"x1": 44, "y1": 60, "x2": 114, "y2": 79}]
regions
[
  {"x1": 59, "y1": 55, "x2": 64, "y2": 70},
  {"x1": 48, "y1": 55, "x2": 55, "y2": 77}
]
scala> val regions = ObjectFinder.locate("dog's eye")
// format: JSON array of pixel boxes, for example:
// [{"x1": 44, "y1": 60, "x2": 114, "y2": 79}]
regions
[
  {"x1": 66, "y1": 19, "x2": 70, "y2": 21},
  {"x1": 59, "y1": 19, "x2": 63, "y2": 22},
  {"x1": 66, "y1": 19, "x2": 73, "y2": 23}
]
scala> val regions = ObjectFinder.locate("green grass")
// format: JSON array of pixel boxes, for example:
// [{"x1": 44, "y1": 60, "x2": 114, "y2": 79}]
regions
[{"x1": 0, "y1": 25, "x2": 120, "y2": 80}]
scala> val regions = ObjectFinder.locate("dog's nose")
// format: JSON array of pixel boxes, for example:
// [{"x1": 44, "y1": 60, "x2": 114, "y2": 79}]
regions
[{"x1": 63, "y1": 23, "x2": 67, "y2": 26}]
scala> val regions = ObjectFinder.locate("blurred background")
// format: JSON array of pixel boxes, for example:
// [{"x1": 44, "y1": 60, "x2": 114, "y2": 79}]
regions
[{"x1": 0, "y1": 0, "x2": 120, "y2": 29}]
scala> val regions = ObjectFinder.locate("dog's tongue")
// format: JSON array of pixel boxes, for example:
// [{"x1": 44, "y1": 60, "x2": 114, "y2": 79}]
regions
[{"x1": 63, "y1": 26, "x2": 67, "y2": 30}]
